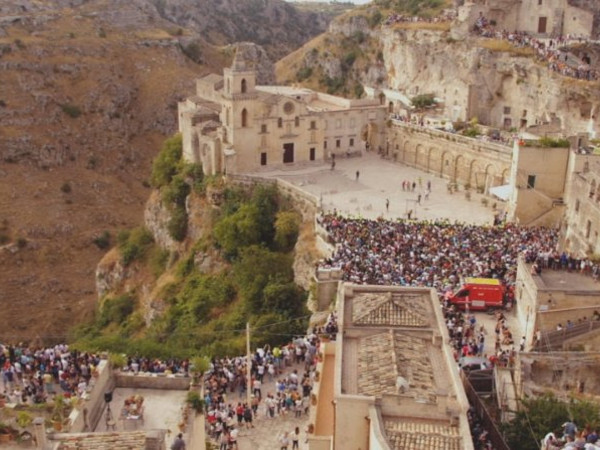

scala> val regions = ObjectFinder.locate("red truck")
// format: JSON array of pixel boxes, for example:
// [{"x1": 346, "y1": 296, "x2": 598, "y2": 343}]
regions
[{"x1": 447, "y1": 278, "x2": 506, "y2": 311}]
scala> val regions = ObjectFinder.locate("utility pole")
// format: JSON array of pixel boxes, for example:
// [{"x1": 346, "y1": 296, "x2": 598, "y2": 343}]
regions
[{"x1": 246, "y1": 322, "x2": 252, "y2": 407}]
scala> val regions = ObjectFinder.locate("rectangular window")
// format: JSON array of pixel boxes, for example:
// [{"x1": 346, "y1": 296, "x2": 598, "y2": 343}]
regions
[
  {"x1": 336, "y1": 139, "x2": 341, "y2": 148},
  {"x1": 310, "y1": 148, "x2": 315, "y2": 161},
  {"x1": 336, "y1": 119, "x2": 342, "y2": 129},
  {"x1": 261, "y1": 124, "x2": 267, "y2": 133},
  {"x1": 349, "y1": 118, "x2": 356, "y2": 127},
  {"x1": 310, "y1": 121, "x2": 316, "y2": 130},
  {"x1": 527, "y1": 175, "x2": 536, "y2": 189},
  {"x1": 503, "y1": 106, "x2": 511, "y2": 114},
  {"x1": 538, "y1": 0, "x2": 542, "y2": 5},
  {"x1": 324, "y1": 141, "x2": 327, "y2": 150},
  {"x1": 260, "y1": 152, "x2": 267, "y2": 166},
  {"x1": 278, "y1": 118, "x2": 283, "y2": 128},
  {"x1": 349, "y1": 138, "x2": 354, "y2": 147},
  {"x1": 586, "y1": 220, "x2": 592, "y2": 239}
]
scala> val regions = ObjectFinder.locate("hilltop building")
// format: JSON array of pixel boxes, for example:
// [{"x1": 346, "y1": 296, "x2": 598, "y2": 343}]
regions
[
  {"x1": 178, "y1": 49, "x2": 387, "y2": 175},
  {"x1": 464, "y1": 0, "x2": 598, "y2": 38}
]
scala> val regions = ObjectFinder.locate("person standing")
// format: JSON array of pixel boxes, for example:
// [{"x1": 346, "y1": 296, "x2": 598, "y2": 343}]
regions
[
  {"x1": 171, "y1": 433, "x2": 186, "y2": 450},
  {"x1": 279, "y1": 431, "x2": 290, "y2": 450},
  {"x1": 356, "y1": 170, "x2": 360, "y2": 181},
  {"x1": 385, "y1": 198, "x2": 389, "y2": 212},
  {"x1": 291, "y1": 426, "x2": 301, "y2": 449}
]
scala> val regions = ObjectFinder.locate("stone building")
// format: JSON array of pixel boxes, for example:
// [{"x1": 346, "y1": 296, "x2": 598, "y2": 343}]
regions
[
  {"x1": 465, "y1": 0, "x2": 597, "y2": 38},
  {"x1": 562, "y1": 150, "x2": 600, "y2": 256},
  {"x1": 308, "y1": 284, "x2": 473, "y2": 450},
  {"x1": 178, "y1": 49, "x2": 387, "y2": 175}
]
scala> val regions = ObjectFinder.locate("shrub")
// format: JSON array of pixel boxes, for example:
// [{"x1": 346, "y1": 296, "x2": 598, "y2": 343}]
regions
[
  {"x1": 60, "y1": 104, "x2": 82, "y2": 118},
  {"x1": 99, "y1": 294, "x2": 135, "y2": 326},
  {"x1": 60, "y1": 182, "x2": 72, "y2": 193},
  {"x1": 181, "y1": 41, "x2": 203, "y2": 64},
  {"x1": 151, "y1": 134, "x2": 183, "y2": 187},
  {"x1": 274, "y1": 210, "x2": 301, "y2": 252},
  {"x1": 411, "y1": 94, "x2": 435, "y2": 109},
  {"x1": 168, "y1": 207, "x2": 188, "y2": 242},
  {"x1": 0, "y1": 234, "x2": 9, "y2": 245},
  {"x1": 368, "y1": 10, "x2": 383, "y2": 28},
  {"x1": 186, "y1": 391, "x2": 205, "y2": 413},
  {"x1": 149, "y1": 247, "x2": 170, "y2": 277},
  {"x1": 162, "y1": 175, "x2": 190, "y2": 208},
  {"x1": 93, "y1": 231, "x2": 111, "y2": 250},
  {"x1": 463, "y1": 127, "x2": 479, "y2": 138},
  {"x1": 119, "y1": 227, "x2": 153, "y2": 266},
  {"x1": 296, "y1": 66, "x2": 313, "y2": 82},
  {"x1": 16, "y1": 237, "x2": 27, "y2": 248}
]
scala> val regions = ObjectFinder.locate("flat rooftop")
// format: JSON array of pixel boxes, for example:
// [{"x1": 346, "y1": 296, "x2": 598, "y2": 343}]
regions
[
  {"x1": 535, "y1": 268, "x2": 600, "y2": 291},
  {"x1": 94, "y1": 388, "x2": 187, "y2": 435}
]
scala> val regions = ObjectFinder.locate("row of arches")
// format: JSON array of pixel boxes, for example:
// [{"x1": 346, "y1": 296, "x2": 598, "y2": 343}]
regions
[{"x1": 392, "y1": 139, "x2": 510, "y2": 191}]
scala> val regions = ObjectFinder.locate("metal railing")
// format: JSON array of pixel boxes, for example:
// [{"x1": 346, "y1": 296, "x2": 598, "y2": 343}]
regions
[
  {"x1": 461, "y1": 371, "x2": 511, "y2": 450},
  {"x1": 535, "y1": 320, "x2": 600, "y2": 351}
]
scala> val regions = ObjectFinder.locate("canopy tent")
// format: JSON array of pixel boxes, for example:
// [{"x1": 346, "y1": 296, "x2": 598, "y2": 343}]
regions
[{"x1": 489, "y1": 184, "x2": 512, "y2": 201}]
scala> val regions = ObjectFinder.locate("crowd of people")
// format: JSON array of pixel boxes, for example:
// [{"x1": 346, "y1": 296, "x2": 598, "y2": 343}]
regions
[
  {"x1": 474, "y1": 15, "x2": 599, "y2": 81},
  {"x1": 1, "y1": 343, "x2": 101, "y2": 405},
  {"x1": 202, "y1": 331, "x2": 328, "y2": 449},
  {"x1": 318, "y1": 214, "x2": 564, "y2": 293},
  {"x1": 383, "y1": 10, "x2": 456, "y2": 26},
  {"x1": 543, "y1": 421, "x2": 600, "y2": 449}
]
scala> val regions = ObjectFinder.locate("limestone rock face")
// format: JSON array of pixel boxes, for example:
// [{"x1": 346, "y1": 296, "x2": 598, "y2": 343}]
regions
[
  {"x1": 143, "y1": 190, "x2": 179, "y2": 252},
  {"x1": 231, "y1": 42, "x2": 276, "y2": 85},
  {"x1": 95, "y1": 249, "x2": 126, "y2": 299},
  {"x1": 328, "y1": 14, "x2": 370, "y2": 37},
  {"x1": 379, "y1": 27, "x2": 600, "y2": 133}
]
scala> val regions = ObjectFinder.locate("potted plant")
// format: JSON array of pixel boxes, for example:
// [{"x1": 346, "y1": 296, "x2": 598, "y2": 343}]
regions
[
  {"x1": 16, "y1": 412, "x2": 33, "y2": 430},
  {"x1": 186, "y1": 391, "x2": 205, "y2": 414},
  {"x1": 0, "y1": 422, "x2": 15, "y2": 443},
  {"x1": 51, "y1": 394, "x2": 67, "y2": 431}
]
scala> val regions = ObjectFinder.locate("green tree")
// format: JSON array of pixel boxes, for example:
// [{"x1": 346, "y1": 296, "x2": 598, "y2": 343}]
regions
[
  {"x1": 262, "y1": 281, "x2": 307, "y2": 317},
  {"x1": 503, "y1": 394, "x2": 600, "y2": 450},
  {"x1": 151, "y1": 134, "x2": 183, "y2": 187},
  {"x1": 274, "y1": 210, "x2": 301, "y2": 252},
  {"x1": 213, "y1": 204, "x2": 262, "y2": 259},
  {"x1": 233, "y1": 246, "x2": 294, "y2": 312},
  {"x1": 163, "y1": 174, "x2": 190, "y2": 207}
]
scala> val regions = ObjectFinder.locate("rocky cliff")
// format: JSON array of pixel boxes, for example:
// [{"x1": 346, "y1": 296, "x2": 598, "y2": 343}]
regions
[
  {"x1": 0, "y1": 0, "x2": 340, "y2": 341},
  {"x1": 276, "y1": 4, "x2": 600, "y2": 135}
]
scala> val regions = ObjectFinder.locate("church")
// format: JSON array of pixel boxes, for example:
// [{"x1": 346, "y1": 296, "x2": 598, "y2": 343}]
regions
[{"x1": 178, "y1": 48, "x2": 387, "y2": 175}]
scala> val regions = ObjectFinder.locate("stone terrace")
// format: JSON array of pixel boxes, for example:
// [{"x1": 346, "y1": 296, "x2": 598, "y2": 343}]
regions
[{"x1": 383, "y1": 418, "x2": 463, "y2": 450}]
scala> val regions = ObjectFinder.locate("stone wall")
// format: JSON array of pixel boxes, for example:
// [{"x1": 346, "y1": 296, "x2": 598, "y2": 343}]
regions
[
  {"x1": 70, "y1": 360, "x2": 114, "y2": 433},
  {"x1": 114, "y1": 373, "x2": 191, "y2": 390},
  {"x1": 387, "y1": 121, "x2": 512, "y2": 192}
]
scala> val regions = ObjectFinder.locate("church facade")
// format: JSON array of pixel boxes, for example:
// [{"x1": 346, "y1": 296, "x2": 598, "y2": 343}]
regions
[{"x1": 178, "y1": 51, "x2": 387, "y2": 175}]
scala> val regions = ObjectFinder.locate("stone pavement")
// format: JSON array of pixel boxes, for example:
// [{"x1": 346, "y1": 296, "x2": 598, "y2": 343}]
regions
[
  {"x1": 222, "y1": 361, "x2": 310, "y2": 450},
  {"x1": 261, "y1": 151, "x2": 496, "y2": 225}
]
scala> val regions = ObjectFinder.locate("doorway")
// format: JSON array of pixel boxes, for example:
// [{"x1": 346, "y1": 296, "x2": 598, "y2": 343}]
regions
[
  {"x1": 309, "y1": 148, "x2": 315, "y2": 161},
  {"x1": 538, "y1": 17, "x2": 547, "y2": 33},
  {"x1": 260, "y1": 152, "x2": 267, "y2": 166},
  {"x1": 283, "y1": 143, "x2": 294, "y2": 163}
]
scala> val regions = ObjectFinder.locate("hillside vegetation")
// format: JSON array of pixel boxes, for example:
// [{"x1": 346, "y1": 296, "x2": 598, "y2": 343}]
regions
[
  {"x1": 0, "y1": 0, "x2": 339, "y2": 342},
  {"x1": 72, "y1": 136, "x2": 308, "y2": 359}
]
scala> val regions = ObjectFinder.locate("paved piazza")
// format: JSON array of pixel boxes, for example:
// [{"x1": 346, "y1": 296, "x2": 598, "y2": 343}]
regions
[{"x1": 263, "y1": 151, "x2": 496, "y2": 224}]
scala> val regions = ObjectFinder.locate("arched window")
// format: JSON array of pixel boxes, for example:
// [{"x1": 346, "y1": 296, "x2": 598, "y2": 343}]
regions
[
  {"x1": 241, "y1": 79, "x2": 247, "y2": 94},
  {"x1": 241, "y1": 108, "x2": 248, "y2": 128},
  {"x1": 388, "y1": 101, "x2": 394, "y2": 113},
  {"x1": 294, "y1": 116, "x2": 299, "y2": 127}
]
